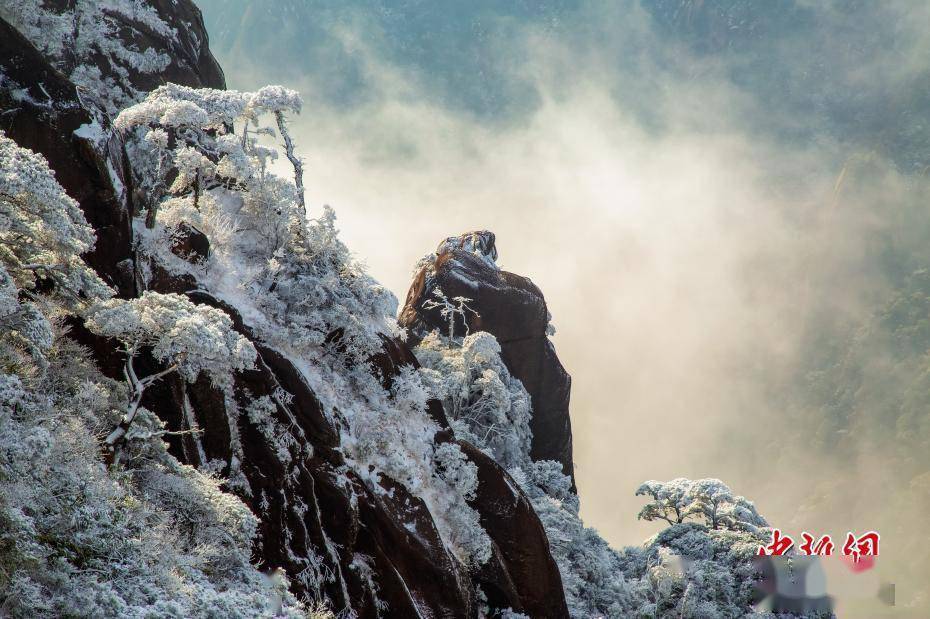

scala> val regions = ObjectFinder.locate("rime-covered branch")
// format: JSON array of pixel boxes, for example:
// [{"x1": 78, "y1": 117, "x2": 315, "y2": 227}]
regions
[
  {"x1": 276, "y1": 110, "x2": 305, "y2": 217},
  {"x1": 103, "y1": 353, "x2": 180, "y2": 454},
  {"x1": 635, "y1": 478, "x2": 768, "y2": 532},
  {"x1": 114, "y1": 84, "x2": 304, "y2": 232},
  {"x1": 423, "y1": 287, "x2": 478, "y2": 342}
]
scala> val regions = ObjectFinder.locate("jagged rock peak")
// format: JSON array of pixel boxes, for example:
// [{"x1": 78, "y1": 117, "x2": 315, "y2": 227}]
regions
[
  {"x1": 401, "y1": 230, "x2": 577, "y2": 487},
  {"x1": 437, "y1": 230, "x2": 499, "y2": 267}
]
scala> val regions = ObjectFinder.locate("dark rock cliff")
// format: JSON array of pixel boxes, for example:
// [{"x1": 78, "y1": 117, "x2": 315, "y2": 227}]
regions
[
  {"x1": 400, "y1": 231, "x2": 576, "y2": 489},
  {"x1": 1, "y1": 4, "x2": 568, "y2": 617},
  {"x1": 0, "y1": 19, "x2": 134, "y2": 297}
]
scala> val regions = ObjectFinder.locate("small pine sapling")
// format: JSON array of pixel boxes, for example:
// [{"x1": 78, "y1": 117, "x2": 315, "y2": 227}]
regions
[{"x1": 422, "y1": 287, "x2": 478, "y2": 342}]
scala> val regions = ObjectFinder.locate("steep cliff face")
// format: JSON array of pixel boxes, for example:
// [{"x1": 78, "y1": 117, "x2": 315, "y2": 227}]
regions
[
  {"x1": 0, "y1": 3, "x2": 568, "y2": 617},
  {"x1": 400, "y1": 231, "x2": 576, "y2": 488},
  {"x1": 1, "y1": 0, "x2": 225, "y2": 113},
  {"x1": 0, "y1": 19, "x2": 132, "y2": 296}
]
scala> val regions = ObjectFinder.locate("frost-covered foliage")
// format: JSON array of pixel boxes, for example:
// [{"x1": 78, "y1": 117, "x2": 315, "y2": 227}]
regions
[
  {"x1": 636, "y1": 478, "x2": 768, "y2": 532},
  {"x1": 0, "y1": 356, "x2": 305, "y2": 618},
  {"x1": 0, "y1": 266, "x2": 51, "y2": 369},
  {"x1": 414, "y1": 328, "x2": 632, "y2": 614},
  {"x1": 86, "y1": 291, "x2": 256, "y2": 383},
  {"x1": 632, "y1": 523, "x2": 768, "y2": 618},
  {"x1": 415, "y1": 329, "x2": 773, "y2": 617},
  {"x1": 0, "y1": 131, "x2": 112, "y2": 375},
  {"x1": 417, "y1": 331, "x2": 532, "y2": 469},
  {"x1": 85, "y1": 291, "x2": 256, "y2": 456},
  {"x1": 431, "y1": 440, "x2": 491, "y2": 565},
  {"x1": 0, "y1": 137, "x2": 306, "y2": 616},
  {"x1": 119, "y1": 84, "x2": 491, "y2": 568},
  {"x1": 114, "y1": 83, "x2": 302, "y2": 227},
  {"x1": 525, "y1": 471, "x2": 770, "y2": 618},
  {"x1": 118, "y1": 84, "x2": 399, "y2": 354},
  {"x1": 510, "y1": 461, "x2": 640, "y2": 617},
  {"x1": 0, "y1": 0, "x2": 177, "y2": 112},
  {"x1": 0, "y1": 132, "x2": 110, "y2": 310}
]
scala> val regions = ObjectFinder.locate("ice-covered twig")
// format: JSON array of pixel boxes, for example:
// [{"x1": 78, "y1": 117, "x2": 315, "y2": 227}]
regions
[
  {"x1": 275, "y1": 110, "x2": 305, "y2": 218},
  {"x1": 423, "y1": 287, "x2": 478, "y2": 342}
]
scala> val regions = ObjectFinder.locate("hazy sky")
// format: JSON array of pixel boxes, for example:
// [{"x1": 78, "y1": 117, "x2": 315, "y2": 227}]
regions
[{"x1": 199, "y1": 1, "x2": 930, "y2": 605}]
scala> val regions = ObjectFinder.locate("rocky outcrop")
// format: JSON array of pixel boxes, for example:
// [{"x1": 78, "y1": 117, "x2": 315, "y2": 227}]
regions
[
  {"x1": 1, "y1": 7, "x2": 568, "y2": 617},
  {"x1": 128, "y1": 0, "x2": 227, "y2": 93},
  {"x1": 456, "y1": 439, "x2": 570, "y2": 617},
  {"x1": 169, "y1": 222, "x2": 210, "y2": 264},
  {"x1": 0, "y1": 19, "x2": 135, "y2": 296},
  {"x1": 0, "y1": 0, "x2": 224, "y2": 298},
  {"x1": 400, "y1": 231, "x2": 576, "y2": 487}
]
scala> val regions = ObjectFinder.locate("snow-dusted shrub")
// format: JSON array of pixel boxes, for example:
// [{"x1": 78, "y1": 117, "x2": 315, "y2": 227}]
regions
[
  {"x1": 416, "y1": 331, "x2": 532, "y2": 469},
  {"x1": 114, "y1": 83, "x2": 302, "y2": 228},
  {"x1": 86, "y1": 291, "x2": 256, "y2": 382},
  {"x1": 636, "y1": 478, "x2": 694, "y2": 526},
  {"x1": 118, "y1": 83, "x2": 397, "y2": 357},
  {"x1": 636, "y1": 522, "x2": 767, "y2": 617},
  {"x1": 0, "y1": 129, "x2": 108, "y2": 401},
  {"x1": 415, "y1": 329, "x2": 773, "y2": 617},
  {"x1": 508, "y1": 461, "x2": 643, "y2": 617},
  {"x1": 413, "y1": 329, "x2": 638, "y2": 614},
  {"x1": 244, "y1": 394, "x2": 303, "y2": 466},
  {"x1": 0, "y1": 135, "x2": 309, "y2": 616},
  {"x1": 512, "y1": 470, "x2": 769, "y2": 617},
  {"x1": 432, "y1": 441, "x2": 491, "y2": 565},
  {"x1": 85, "y1": 291, "x2": 256, "y2": 458},
  {"x1": 333, "y1": 362, "x2": 492, "y2": 566},
  {"x1": 0, "y1": 131, "x2": 113, "y2": 375},
  {"x1": 0, "y1": 264, "x2": 53, "y2": 371},
  {"x1": 0, "y1": 341, "x2": 306, "y2": 618},
  {"x1": 115, "y1": 83, "x2": 302, "y2": 132},
  {"x1": 0, "y1": 131, "x2": 110, "y2": 310},
  {"x1": 254, "y1": 204, "x2": 400, "y2": 360}
]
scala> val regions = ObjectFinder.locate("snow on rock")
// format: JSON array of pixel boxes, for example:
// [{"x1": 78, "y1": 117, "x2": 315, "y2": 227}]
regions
[
  {"x1": 0, "y1": 7, "x2": 311, "y2": 617},
  {"x1": 0, "y1": 128, "x2": 307, "y2": 617},
  {"x1": 415, "y1": 330, "x2": 776, "y2": 617},
  {"x1": 0, "y1": 17, "x2": 135, "y2": 297},
  {"x1": 401, "y1": 230, "x2": 576, "y2": 486},
  {"x1": 0, "y1": 0, "x2": 224, "y2": 113},
  {"x1": 41, "y1": 31, "x2": 566, "y2": 613}
]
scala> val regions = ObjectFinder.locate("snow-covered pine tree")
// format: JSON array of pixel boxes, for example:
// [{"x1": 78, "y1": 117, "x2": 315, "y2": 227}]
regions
[{"x1": 85, "y1": 291, "x2": 256, "y2": 459}]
